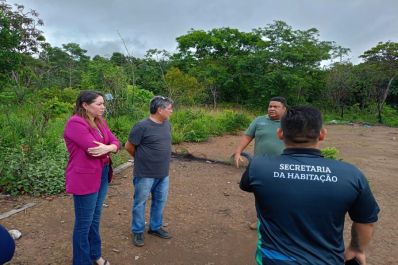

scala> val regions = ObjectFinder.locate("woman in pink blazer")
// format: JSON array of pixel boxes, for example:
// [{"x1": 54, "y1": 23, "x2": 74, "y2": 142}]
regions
[{"x1": 64, "y1": 91, "x2": 120, "y2": 265}]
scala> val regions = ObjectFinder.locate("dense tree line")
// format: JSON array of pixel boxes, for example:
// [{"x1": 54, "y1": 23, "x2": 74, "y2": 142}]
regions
[
  {"x1": 1, "y1": 0, "x2": 397, "y2": 122},
  {"x1": 1, "y1": 0, "x2": 397, "y2": 195}
]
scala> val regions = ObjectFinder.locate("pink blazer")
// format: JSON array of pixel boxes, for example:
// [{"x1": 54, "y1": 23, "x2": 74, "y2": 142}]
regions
[{"x1": 64, "y1": 115, "x2": 120, "y2": 195}]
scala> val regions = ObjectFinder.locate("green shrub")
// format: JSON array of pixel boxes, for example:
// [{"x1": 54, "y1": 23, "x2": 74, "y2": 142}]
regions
[
  {"x1": 107, "y1": 115, "x2": 137, "y2": 144},
  {"x1": 34, "y1": 87, "x2": 62, "y2": 100},
  {"x1": 218, "y1": 110, "x2": 251, "y2": 134},
  {"x1": 0, "y1": 141, "x2": 67, "y2": 196},
  {"x1": 172, "y1": 130, "x2": 185, "y2": 144},
  {"x1": 321, "y1": 147, "x2": 339, "y2": 160},
  {"x1": 59, "y1": 88, "x2": 80, "y2": 104},
  {"x1": 44, "y1": 117, "x2": 69, "y2": 147},
  {"x1": 42, "y1": 97, "x2": 73, "y2": 120},
  {"x1": 170, "y1": 109, "x2": 204, "y2": 127},
  {"x1": 183, "y1": 117, "x2": 211, "y2": 142},
  {"x1": 381, "y1": 105, "x2": 398, "y2": 126},
  {"x1": 0, "y1": 106, "x2": 47, "y2": 148},
  {"x1": 127, "y1": 85, "x2": 154, "y2": 108}
]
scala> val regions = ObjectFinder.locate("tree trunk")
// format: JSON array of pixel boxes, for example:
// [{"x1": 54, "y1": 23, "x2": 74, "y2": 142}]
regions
[
  {"x1": 377, "y1": 75, "x2": 396, "y2": 124},
  {"x1": 377, "y1": 102, "x2": 383, "y2": 123},
  {"x1": 210, "y1": 85, "x2": 217, "y2": 109},
  {"x1": 297, "y1": 87, "x2": 302, "y2": 103},
  {"x1": 340, "y1": 105, "x2": 344, "y2": 119},
  {"x1": 382, "y1": 75, "x2": 396, "y2": 106},
  {"x1": 68, "y1": 63, "x2": 72, "y2": 88},
  {"x1": 11, "y1": 70, "x2": 25, "y2": 103}
]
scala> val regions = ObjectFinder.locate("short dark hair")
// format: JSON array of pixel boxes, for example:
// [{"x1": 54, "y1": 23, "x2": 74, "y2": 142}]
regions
[
  {"x1": 281, "y1": 106, "x2": 322, "y2": 144},
  {"x1": 150, "y1": 96, "x2": 173, "y2": 114},
  {"x1": 270, "y1": 96, "x2": 287, "y2": 107}
]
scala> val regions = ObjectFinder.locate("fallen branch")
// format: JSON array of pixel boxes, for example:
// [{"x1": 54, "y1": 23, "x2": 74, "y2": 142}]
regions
[{"x1": 0, "y1": 202, "x2": 36, "y2": 220}]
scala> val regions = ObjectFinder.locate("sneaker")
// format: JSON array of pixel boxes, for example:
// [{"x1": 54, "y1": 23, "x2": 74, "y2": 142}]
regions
[
  {"x1": 133, "y1": 233, "x2": 144, "y2": 247},
  {"x1": 148, "y1": 227, "x2": 172, "y2": 239}
]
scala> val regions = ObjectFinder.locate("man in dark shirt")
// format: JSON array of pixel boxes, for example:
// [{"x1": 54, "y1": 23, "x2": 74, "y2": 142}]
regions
[
  {"x1": 125, "y1": 96, "x2": 173, "y2": 247},
  {"x1": 240, "y1": 106, "x2": 379, "y2": 265}
]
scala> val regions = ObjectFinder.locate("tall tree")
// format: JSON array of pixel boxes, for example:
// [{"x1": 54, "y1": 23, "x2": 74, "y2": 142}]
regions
[
  {"x1": 359, "y1": 41, "x2": 398, "y2": 122},
  {"x1": 165, "y1": 67, "x2": 205, "y2": 106},
  {"x1": 62, "y1": 43, "x2": 89, "y2": 88},
  {"x1": 175, "y1": 27, "x2": 264, "y2": 103},
  {"x1": 110, "y1": 52, "x2": 127, "y2": 66},
  {"x1": 0, "y1": 0, "x2": 45, "y2": 84},
  {"x1": 174, "y1": 21, "x2": 346, "y2": 106},
  {"x1": 176, "y1": 27, "x2": 263, "y2": 60},
  {"x1": 324, "y1": 63, "x2": 354, "y2": 117},
  {"x1": 39, "y1": 45, "x2": 70, "y2": 88},
  {"x1": 190, "y1": 60, "x2": 229, "y2": 108},
  {"x1": 81, "y1": 56, "x2": 128, "y2": 115},
  {"x1": 253, "y1": 21, "x2": 344, "y2": 105}
]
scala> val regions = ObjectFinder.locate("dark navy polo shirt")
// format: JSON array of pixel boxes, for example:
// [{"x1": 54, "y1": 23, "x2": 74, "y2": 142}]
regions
[{"x1": 240, "y1": 148, "x2": 380, "y2": 265}]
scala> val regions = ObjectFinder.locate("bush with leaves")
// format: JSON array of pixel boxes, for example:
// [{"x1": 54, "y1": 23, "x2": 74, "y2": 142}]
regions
[
  {"x1": 0, "y1": 100, "x2": 68, "y2": 195},
  {"x1": 107, "y1": 115, "x2": 143, "y2": 145},
  {"x1": 321, "y1": 147, "x2": 339, "y2": 160},
  {"x1": 42, "y1": 97, "x2": 73, "y2": 120},
  {"x1": 217, "y1": 110, "x2": 251, "y2": 134},
  {"x1": 0, "y1": 141, "x2": 67, "y2": 195},
  {"x1": 183, "y1": 117, "x2": 212, "y2": 142},
  {"x1": 127, "y1": 85, "x2": 154, "y2": 108}
]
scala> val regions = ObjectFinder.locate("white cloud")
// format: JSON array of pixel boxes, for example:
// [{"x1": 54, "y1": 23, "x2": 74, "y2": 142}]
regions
[{"x1": 7, "y1": 0, "x2": 398, "y2": 63}]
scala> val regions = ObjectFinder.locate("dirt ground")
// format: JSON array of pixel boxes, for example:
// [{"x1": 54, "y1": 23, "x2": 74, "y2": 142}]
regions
[{"x1": 1, "y1": 124, "x2": 397, "y2": 265}]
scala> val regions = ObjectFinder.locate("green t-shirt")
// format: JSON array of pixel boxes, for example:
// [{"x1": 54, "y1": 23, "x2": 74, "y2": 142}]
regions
[{"x1": 245, "y1": 115, "x2": 284, "y2": 156}]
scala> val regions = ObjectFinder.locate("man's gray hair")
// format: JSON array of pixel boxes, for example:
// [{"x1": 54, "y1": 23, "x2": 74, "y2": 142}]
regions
[{"x1": 150, "y1": 96, "x2": 174, "y2": 114}]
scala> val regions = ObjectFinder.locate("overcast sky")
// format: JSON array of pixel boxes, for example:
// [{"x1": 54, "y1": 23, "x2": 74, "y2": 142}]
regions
[{"x1": 7, "y1": 0, "x2": 398, "y2": 64}]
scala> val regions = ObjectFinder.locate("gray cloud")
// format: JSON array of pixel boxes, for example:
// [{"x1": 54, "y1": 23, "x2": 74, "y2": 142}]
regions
[{"x1": 8, "y1": 0, "x2": 398, "y2": 63}]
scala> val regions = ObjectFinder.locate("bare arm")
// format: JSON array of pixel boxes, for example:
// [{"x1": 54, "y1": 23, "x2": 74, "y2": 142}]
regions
[
  {"x1": 344, "y1": 222, "x2": 375, "y2": 265},
  {"x1": 125, "y1": 141, "x2": 136, "y2": 157},
  {"x1": 234, "y1": 135, "x2": 253, "y2": 168}
]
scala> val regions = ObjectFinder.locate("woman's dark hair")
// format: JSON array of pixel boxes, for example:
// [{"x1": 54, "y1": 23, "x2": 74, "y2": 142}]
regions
[
  {"x1": 149, "y1": 96, "x2": 173, "y2": 114},
  {"x1": 73, "y1": 90, "x2": 104, "y2": 124},
  {"x1": 281, "y1": 106, "x2": 323, "y2": 144}
]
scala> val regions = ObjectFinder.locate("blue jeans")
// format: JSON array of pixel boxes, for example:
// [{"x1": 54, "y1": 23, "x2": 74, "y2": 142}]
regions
[
  {"x1": 72, "y1": 165, "x2": 109, "y2": 265},
  {"x1": 131, "y1": 176, "x2": 169, "y2": 233}
]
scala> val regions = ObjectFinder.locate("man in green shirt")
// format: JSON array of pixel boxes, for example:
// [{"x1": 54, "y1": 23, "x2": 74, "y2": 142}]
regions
[
  {"x1": 234, "y1": 96, "x2": 287, "y2": 165},
  {"x1": 234, "y1": 96, "x2": 287, "y2": 229}
]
